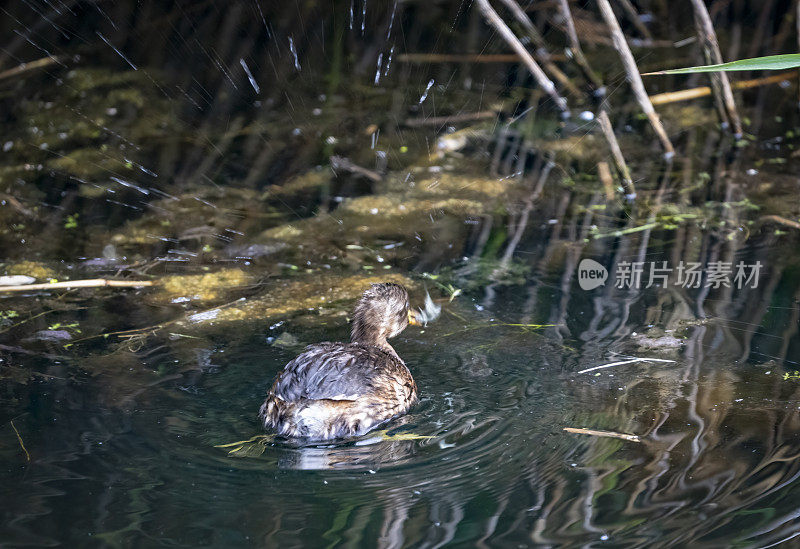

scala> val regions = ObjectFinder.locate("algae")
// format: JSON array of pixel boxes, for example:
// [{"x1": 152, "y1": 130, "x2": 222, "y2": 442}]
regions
[
  {"x1": 177, "y1": 272, "x2": 416, "y2": 328},
  {"x1": 157, "y1": 268, "x2": 254, "y2": 303},
  {"x1": 4, "y1": 261, "x2": 58, "y2": 280}
]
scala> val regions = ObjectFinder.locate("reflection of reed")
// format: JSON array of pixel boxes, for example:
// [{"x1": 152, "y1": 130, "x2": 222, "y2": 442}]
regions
[{"x1": 506, "y1": 368, "x2": 800, "y2": 546}]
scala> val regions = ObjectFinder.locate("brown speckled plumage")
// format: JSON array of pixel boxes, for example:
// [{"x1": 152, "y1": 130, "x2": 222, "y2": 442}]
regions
[{"x1": 259, "y1": 283, "x2": 419, "y2": 441}]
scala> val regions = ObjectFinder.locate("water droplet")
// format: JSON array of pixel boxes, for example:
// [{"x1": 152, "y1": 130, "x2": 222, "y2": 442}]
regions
[
  {"x1": 418, "y1": 79, "x2": 435, "y2": 104},
  {"x1": 239, "y1": 58, "x2": 260, "y2": 93},
  {"x1": 288, "y1": 36, "x2": 301, "y2": 71},
  {"x1": 374, "y1": 53, "x2": 383, "y2": 85}
]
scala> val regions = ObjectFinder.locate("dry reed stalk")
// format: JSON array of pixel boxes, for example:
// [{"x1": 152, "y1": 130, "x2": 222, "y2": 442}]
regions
[
  {"x1": 616, "y1": 0, "x2": 654, "y2": 43},
  {"x1": 555, "y1": 0, "x2": 604, "y2": 91},
  {"x1": 597, "y1": 161, "x2": 616, "y2": 201},
  {"x1": 689, "y1": 0, "x2": 743, "y2": 137},
  {"x1": 649, "y1": 71, "x2": 798, "y2": 106},
  {"x1": 597, "y1": 111, "x2": 635, "y2": 198},
  {"x1": 496, "y1": 0, "x2": 582, "y2": 96},
  {"x1": 474, "y1": 0, "x2": 570, "y2": 116},
  {"x1": 597, "y1": 0, "x2": 674, "y2": 157}
]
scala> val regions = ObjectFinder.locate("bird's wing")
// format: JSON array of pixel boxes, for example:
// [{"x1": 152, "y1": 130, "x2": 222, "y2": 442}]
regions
[{"x1": 270, "y1": 343, "x2": 398, "y2": 402}]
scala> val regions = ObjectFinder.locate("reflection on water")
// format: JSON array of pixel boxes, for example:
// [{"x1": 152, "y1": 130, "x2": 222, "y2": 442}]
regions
[
  {"x1": 4, "y1": 285, "x2": 800, "y2": 546},
  {"x1": 3, "y1": 0, "x2": 800, "y2": 547}
]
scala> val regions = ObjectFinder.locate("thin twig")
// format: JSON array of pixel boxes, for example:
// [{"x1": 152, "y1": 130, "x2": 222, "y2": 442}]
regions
[
  {"x1": 576, "y1": 357, "x2": 676, "y2": 375},
  {"x1": 597, "y1": 111, "x2": 635, "y2": 198},
  {"x1": 563, "y1": 427, "x2": 641, "y2": 443},
  {"x1": 597, "y1": 0, "x2": 674, "y2": 157},
  {"x1": 0, "y1": 279, "x2": 155, "y2": 292},
  {"x1": 474, "y1": 0, "x2": 569, "y2": 116},
  {"x1": 689, "y1": 0, "x2": 743, "y2": 137},
  {"x1": 10, "y1": 420, "x2": 31, "y2": 461}
]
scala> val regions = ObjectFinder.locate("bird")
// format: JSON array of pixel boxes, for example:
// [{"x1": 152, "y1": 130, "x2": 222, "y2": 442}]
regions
[{"x1": 259, "y1": 282, "x2": 433, "y2": 441}]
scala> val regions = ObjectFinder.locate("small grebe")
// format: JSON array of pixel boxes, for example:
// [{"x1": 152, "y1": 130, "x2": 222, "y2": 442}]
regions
[{"x1": 259, "y1": 283, "x2": 423, "y2": 441}]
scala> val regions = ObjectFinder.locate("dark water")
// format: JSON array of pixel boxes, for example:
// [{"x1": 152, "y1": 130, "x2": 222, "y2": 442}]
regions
[{"x1": 3, "y1": 2, "x2": 800, "y2": 547}]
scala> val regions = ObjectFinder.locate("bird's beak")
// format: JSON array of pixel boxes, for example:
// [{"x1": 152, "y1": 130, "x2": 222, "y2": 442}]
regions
[{"x1": 408, "y1": 290, "x2": 442, "y2": 327}]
